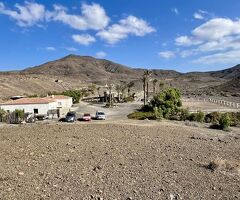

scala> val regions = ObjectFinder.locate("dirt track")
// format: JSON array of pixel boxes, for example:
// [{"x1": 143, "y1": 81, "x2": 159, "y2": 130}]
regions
[{"x1": 0, "y1": 121, "x2": 240, "y2": 200}]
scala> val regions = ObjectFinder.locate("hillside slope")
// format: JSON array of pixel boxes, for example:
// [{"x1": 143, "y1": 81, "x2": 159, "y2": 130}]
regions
[{"x1": 0, "y1": 54, "x2": 239, "y2": 97}]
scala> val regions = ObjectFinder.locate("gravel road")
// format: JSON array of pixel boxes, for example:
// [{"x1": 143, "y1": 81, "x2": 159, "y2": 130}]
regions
[
  {"x1": 0, "y1": 121, "x2": 240, "y2": 200},
  {"x1": 74, "y1": 102, "x2": 141, "y2": 120}
]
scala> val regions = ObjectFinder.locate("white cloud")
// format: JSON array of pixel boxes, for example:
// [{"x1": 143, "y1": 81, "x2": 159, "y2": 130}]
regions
[
  {"x1": 0, "y1": 1, "x2": 46, "y2": 27},
  {"x1": 193, "y1": 49, "x2": 240, "y2": 65},
  {"x1": 192, "y1": 18, "x2": 240, "y2": 41},
  {"x1": 65, "y1": 47, "x2": 78, "y2": 52},
  {"x1": 96, "y1": 51, "x2": 107, "y2": 58},
  {"x1": 194, "y1": 12, "x2": 204, "y2": 20},
  {"x1": 0, "y1": 2, "x2": 155, "y2": 46},
  {"x1": 193, "y1": 10, "x2": 212, "y2": 20},
  {"x1": 171, "y1": 8, "x2": 179, "y2": 15},
  {"x1": 158, "y1": 51, "x2": 175, "y2": 59},
  {"x1": 175, "y1": 36, "x2": 202, "y2": 46},
  {"x1": 72, "y1": 34, "x2": 96, "y2": 46},
  {"x1": 48, "y1": 3, "x2": 109, "y2": 31},
  {"x1": 175, "y1": 17, "x2": 240, "y2": 65},
  {"x1": 46, "y1": 47, "x2": 56, "y2": 51},
  {"x1": 97, "y1": 15, "x2": 155, "y2": 44}
]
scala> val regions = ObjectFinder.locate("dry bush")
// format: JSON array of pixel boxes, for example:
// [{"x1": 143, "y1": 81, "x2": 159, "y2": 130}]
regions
[
  {"x1": 207, "y1": 158, "x2": 226, "y2": 171},
  {"x1": 207, "y1": 158, "x2": 240, "y2": 174}
]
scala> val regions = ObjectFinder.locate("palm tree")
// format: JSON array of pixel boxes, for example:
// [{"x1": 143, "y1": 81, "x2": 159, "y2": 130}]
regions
[
  {"x1": 120, "y1": 82, "x2": 127, "y2": 99},
  {"x1": 153, "y1": 79, "x2": 158, "y2": 94},
  {"x1": 127, "y1": 81, "x2": 135, "y2": 97},
  {"x1": 115, "y1": 84, "x2": 122, "y2": 101},
  {"x1": 143, "y1": 70, "x2": 152, "y2": 102},
  {"x1": 159, "y1": 81, "x2": 165, "y2": 92},
  {"x1": 142, "y1": 76, "x2": 147, "y2": 105},
  {"x1": 97, "y1": 87, "x2": 101, "y2": 97}
]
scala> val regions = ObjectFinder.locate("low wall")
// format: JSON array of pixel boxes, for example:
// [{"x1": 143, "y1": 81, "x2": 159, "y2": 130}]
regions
[{"x1": 183, "y1": 97, "x2": 240, "y2": 109}]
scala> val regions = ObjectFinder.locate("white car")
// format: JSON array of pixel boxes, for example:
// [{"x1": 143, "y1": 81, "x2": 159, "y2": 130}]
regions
[{"x1": 95, "y1": 111, "x2": 106, "y2": 120}]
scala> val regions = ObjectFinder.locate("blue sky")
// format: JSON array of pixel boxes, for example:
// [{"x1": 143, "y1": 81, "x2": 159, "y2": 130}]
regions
[{"x1": 1, "y1": 0, "x2": 240, "y2": 72}]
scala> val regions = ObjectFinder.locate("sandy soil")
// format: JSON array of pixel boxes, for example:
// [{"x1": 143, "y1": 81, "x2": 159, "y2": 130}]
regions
[{"x1": 0, "y1": 121, "x2": 240, "y2": 200}]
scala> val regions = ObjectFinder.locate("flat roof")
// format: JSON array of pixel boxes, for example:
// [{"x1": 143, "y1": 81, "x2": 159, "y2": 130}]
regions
[
  {"x1": 0, "y1": 98, "x2": 56, "y2": 105},
  {"x1": 45, "y1": 95, "x2": 72, "y2": 100}
]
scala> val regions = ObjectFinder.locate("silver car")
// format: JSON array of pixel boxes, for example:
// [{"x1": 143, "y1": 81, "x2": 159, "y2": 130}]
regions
[{"x1": 95, "y1": 111, "x2": 106, "y2": 120}]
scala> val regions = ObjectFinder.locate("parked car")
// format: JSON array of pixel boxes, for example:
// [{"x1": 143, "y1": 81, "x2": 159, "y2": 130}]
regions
[
  {"x1": 95, "y1": 111, "x2": 106, "y2": 120},
  {"x1": 82, "y1": 113, "x2": 92, "y2": 121},
  {"x1": 65, "y1": 112, "x2": 77, "y2": 122}
]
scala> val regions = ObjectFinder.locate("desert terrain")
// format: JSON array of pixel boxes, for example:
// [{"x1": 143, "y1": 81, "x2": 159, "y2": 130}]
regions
[
  {"x1": 0, "y1": 121, "x2": 240, "y2": 200},
  {"x1": 0, "y1": 55, "x2": 239, "y2": 101}
]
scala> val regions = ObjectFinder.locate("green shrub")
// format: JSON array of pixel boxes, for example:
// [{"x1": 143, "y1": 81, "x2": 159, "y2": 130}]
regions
[
  {"x1": 150, "y1": 88, "x2": 182, "y2": 119},
  {"x1": 188, "y1": 113, "x2": 198, "y2": 121},
  {"x1": 0, "y1": 108, "x2": 6, "y2": 121},
  {"x1": 205, "y1": 112, "x2": 221, "y2": 124},
  {"x1": 187, "y1": 111, "x2": 205, "y2": 123},
  {"x1": 140, "y1": 104, "x2": 153, "y2": 112},
  {"x1": 180, "y1": 108, "x2": 190, "y2": 121},
  {"x1": 228, "y1": 112, "x2": 240, "y2": 127},
  {"x1": 219, "y1": 113, "x2": 231, "y2": 130},
  {"x1": 196, "y1": 111, "x2": 205, "y2": 123},
  {"x1": 127, "y1": 111, "x2": 157, "y2": 120}
]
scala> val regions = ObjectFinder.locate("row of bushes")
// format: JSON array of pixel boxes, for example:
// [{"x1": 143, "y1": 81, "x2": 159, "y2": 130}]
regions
[
  {"x1": 181, "y1": 110, "x2": 239, "y2": 130},
  {"x1": 128, "y1": 88, "x2": 239, "y2": 131},
  {"x1": 128, "y1": 109, "x2": 239, "y2": 130}
]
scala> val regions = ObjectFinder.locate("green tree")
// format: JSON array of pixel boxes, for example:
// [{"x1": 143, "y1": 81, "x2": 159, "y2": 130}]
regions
[
  {"x1": 97, "y1": 87, "x2": 101, "y2": 97},
  {"x1": 159, "y1": 81, "x2": 165, "y2": 92},
  {"x1": 219, "y1": 113, "x2": 231, "y2": 130},
  {"x1": 127, "y1": 81, "x2": 135, "y2": 97},
  {"x1": 150, "y1": 88, "x2": 182, "y2": 119},
  {"x1": 115, "y1": 84, "x2": 122, "y2": 101},
  {"x1": 142, "y1": 76, "x2": 147, "y2": 105},
  {"x1": 144, "y1": 70, "x2": 152, "y2": 102},
  {"x1": 0, "y1": 108, "x2": 6, "y2": 121},
  {"x1": 152, "y1": 79, "x2": 158, "y2": 94}
]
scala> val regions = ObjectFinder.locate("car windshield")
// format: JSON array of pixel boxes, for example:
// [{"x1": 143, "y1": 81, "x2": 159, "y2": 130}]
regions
[
  {"x1": 67, "y1": 113, "x2": 75, "y2": 117},
  {"x1": 97, "y1": 112, "x2": 105, "y2": 115},
  {"x1": 84, "y1": 114, "x2": 90, "y2": 116}
]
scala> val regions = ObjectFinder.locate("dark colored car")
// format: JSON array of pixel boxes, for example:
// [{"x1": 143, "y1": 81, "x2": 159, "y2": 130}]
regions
[{"x1": 65, "y1": 112, "x2": 77, "y2": 122}]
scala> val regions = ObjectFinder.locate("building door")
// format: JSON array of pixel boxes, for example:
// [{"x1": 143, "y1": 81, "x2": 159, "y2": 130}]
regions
[{"x1": 34, "y1": 109, "x2": 38, "y2": 114}]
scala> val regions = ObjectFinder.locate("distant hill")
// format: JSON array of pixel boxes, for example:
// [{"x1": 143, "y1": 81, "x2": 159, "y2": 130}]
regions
[
  {"x1": 204, "y1": 75, "x2": 240, "y2": 96},
  {"x1": 22, "y1": 54, "x2": 181, "y2": 81},
  {"x1": 0, "y1": 54, "x2": 240, "y2": 98},
  {"x1": 209, "y1": 64, "x2": 240, "y2": 79}
]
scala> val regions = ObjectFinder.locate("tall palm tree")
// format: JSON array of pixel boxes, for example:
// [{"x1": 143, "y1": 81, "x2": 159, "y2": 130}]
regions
[
  {"x1": 97, "y1": 87, "x2": 101, "y2": 97},
  {"x1": 115, "y1": 84, "x2": 122, "y2": 101},
  {"x1": 127, "y1": 81, "x2": 135, "y2": 97},
  {"x1": 120, "y1": 82, "x2": 127, "y2": 99},
  {"x1": 153, "y1": 79, "x2": 158, "y2": 94},
  {"x1": 159, "y1": 81, "x2": 165, "y2": 92},
  {"x1": 143, "y1": 70, "x2": 152, "y2": 102},
  {"x1": 142, "y1": 76, "x2": 147, "y2": 105}
]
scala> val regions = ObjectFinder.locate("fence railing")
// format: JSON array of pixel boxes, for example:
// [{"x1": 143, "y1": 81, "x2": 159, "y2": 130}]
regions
[{"x1": 183, "y1": 97, "x2": 240, "y2": 109}]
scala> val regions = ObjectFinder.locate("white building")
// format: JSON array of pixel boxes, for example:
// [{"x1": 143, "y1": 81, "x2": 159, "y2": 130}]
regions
[
  {"x1": 45, "y1": 95, "x2": 73, "y2": 109},
  {"x1": 0, "y1": 95, "x2": 73, "y2": 117}
]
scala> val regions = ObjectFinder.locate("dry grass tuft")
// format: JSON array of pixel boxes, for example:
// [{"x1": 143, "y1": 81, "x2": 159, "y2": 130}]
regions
[
  {"x1": 207, "y1": 158, "x2": 226, "y2": 171},
  {"x1": 207, "y1": 158, "x2": 240, "y2": 175}
]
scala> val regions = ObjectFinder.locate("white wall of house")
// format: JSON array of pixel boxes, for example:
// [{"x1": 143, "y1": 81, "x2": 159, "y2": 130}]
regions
[
  {"x1": 56, "y1": 98, "x2": 73, "y2": 108},
  {"x1": 0, "y1": 102, "x2": 57, "y2": 115}
]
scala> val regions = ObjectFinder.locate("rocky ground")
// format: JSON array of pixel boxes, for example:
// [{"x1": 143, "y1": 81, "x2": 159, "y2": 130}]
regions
[{"x1": 0, "y1": 121, "x2": 240, "y2": 200}]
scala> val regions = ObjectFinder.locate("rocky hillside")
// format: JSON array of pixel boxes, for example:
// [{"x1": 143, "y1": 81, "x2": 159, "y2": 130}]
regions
[{"x1": 0, "y1": 54, "x2": 240, "y2": 98}]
